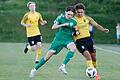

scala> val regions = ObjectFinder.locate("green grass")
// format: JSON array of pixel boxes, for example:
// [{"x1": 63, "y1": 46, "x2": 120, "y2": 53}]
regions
[{"x1": 0, "y1": 43, "x2": 120, "y2": 80}]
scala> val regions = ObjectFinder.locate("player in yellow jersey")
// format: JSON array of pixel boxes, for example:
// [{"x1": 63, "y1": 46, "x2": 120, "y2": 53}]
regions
[
  {"x1": 21, "y1": 1, "x2": 47, "y2": 64},
  {"x1": 74, "y1": 3, "x2": 109, "y2": 80}
]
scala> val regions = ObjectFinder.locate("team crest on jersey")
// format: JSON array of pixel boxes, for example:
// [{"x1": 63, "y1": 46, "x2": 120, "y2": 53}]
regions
[
  {"x1": 69, "y1": 23, "x2": 73, "y2": 26},
  {"x1": 81, "y1": 46, "x2": 85, "y2": 49},
  {"x1": 31, "y1": 41, "x2": 34, "y2": 44}
]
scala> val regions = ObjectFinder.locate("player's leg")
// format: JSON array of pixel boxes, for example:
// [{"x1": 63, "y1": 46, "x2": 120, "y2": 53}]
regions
[
  {"x1": 63, "y1": 42, "x2": 76, "y2": 65},
  {"x1": 29, "y1": 50, "x2": 54, "y2": 78},
  {"x1": 35, "y1": 35, "x2": 42, "y2": 63},
  {"x1": 117, "y1": 35, "x2": 120, "y2": 44},
  {"x1": 24, "y1": 36, "x2": 36, "y2": 53},
  {"x1": 76, "y1": 38, "x2": 94, "y2": 67},
  {"x1": 59, "y1": 42, "x2": 76, "y2": 74},
  {"x1": 83, "y1": 50, "x2": 94, "y2": 67},
  {"x1": 35, "y1": 42, "x2": 42, "y2": 63},
  {"x1": 29, "y1": 39, "x2": 63, "y2": 78},
  {"x1": 89, "y1": 43, "x2": 100, "y2": 80},
  {"x1": 24, "y1": 43, "x2": 31, "y2": 53}
]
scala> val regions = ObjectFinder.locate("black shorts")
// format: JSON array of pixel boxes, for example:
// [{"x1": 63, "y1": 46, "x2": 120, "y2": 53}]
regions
[
  {"x1": 75, "y1": 37, "x2": 96, "y2": 54},
  {"x1": 28, "y1": 35, "x2": 42, "y2": 46}
]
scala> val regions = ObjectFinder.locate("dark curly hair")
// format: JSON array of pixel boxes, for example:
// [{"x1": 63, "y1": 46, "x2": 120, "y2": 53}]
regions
[
  {"x1": 74, "y1": 3, "x2": 85, "y2": 10},
  {"x1": 65, "y1": 6, "x2": 75, "y2": 13}
]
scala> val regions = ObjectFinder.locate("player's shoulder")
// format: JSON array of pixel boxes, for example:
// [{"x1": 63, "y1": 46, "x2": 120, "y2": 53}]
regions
[
  {"x1": 56, "y1": 13, "x2": 64, "y2": 19},
  {"x1": 34, "y1": 11, "x2": 41, "y2": 16},
  {"x1": 85, "y1": 15, "x2": 93, "y2": 21},
  {"x1": 71, "y1": 17, "x2": 77, "y2": 22},
  {"x1": 24, "y1": 12, "x2": 30, "y2": 17}
]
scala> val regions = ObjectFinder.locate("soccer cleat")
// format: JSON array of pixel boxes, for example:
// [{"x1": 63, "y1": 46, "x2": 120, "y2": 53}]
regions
[
  {"x1": 24, "y1": 44, "x2": 29, "y2": 54},
  {"x1": 95, "y1": 73, "x2": 101, "y2": 80},
  {"x1": 35, "y1": 60, "x2": 39, "y2": 64},
  {"x1": 59, "y1": 64, "x2": 67, "y2": 75},
  {"x1": 29, "y1": 68, "x2": 36, "y2": 78}
]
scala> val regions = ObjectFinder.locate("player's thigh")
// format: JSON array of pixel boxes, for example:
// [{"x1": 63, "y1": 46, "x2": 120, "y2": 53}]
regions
[
  {"x1": 28, "y1": 36, "x2": 36, "y2": 46},
  {"x1": 76, "y1": 42, "x2": 85, "y2": 54},
  {"x1": 87, "y1": 39, "x2": 96, "y2": 53},
  {"x1": 35, "y1": 35, "x2": 42, "y2": 48},
  {"x1": 49, "y1": 41, "x2": 64, "y2": 55}
]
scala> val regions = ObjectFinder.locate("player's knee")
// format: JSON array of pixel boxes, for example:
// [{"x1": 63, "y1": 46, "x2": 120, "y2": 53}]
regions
[
  {"x1": 44, "y1": 50, "x2": 54, "y2": 61},
  {"x1": 70, "y1": 47, "x2": 76, "y2": 52},
  {"x1": 31, "y1": 45, "x2": 37, "y2": 51},
  {"x1": 37, "y1": 42, "x2": 42, "y2": 48}
]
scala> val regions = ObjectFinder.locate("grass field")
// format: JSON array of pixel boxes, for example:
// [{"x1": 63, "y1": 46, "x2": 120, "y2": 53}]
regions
[{"x1": 0, "y1": 43, "x2": 120, "y2": 80}]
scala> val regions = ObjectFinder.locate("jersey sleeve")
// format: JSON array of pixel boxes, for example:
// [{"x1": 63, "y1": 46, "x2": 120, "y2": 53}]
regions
[
  {"x1": 39, "y1": 13, "x2": 43, "y2": 22},
  {"x1": 87, "y1": 16, "x2": 98, "y2": 27},
  {"x1": 21, "y1": 13, "x2": 28, "y2": 23},
  {"x1": 53, "y1": 14, "x2": 63, "y2": 25}
]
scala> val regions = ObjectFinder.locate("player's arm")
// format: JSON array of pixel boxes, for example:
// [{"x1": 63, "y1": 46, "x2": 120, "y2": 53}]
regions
[
  {"x1": 21, "y1": 13, "x2": 32, "y2": 27},
  {"x1": 89, "y1": 17, "x2": 109, "y2": 33},
  {"x1": 39, "y1": 14, "x2": 47, "y2": 26},
  {"x1": 52, "y1": 23, "x2": 69, "y2": 29},
  {"x1": 51, "y1": 14, "x2": 69, "y2": 29}
]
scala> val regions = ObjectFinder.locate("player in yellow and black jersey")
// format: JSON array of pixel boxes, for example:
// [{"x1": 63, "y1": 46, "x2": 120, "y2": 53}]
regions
[
  {"x1": 21, "y1": 1, "x2": 47, "y2": 64},
  {"x1": 74, "y1": 3, "x2": 109, "y2": 80}
]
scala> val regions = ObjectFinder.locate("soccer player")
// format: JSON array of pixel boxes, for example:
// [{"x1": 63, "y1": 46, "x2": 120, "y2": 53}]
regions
[
  {"x1": 116, "y1": 23, "x2": 120, "y2": 44},
  {"x1": 73, "y1": 3, "x2": 109, "y2": 80},
  {"x1": 21, "y1": 1, "x2": 47, "y2": 64},
  {"x1": 29, "y1": 6, "x2": 79, "y2": 78}
]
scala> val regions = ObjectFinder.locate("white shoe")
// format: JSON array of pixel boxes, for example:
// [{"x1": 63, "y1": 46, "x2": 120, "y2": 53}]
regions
[
  {"x1": 29, "y1": 68, "x2": 36, "y2": 78},
  {"x1": 59, "y1": 64, "x2": 67, "y2": 75}
]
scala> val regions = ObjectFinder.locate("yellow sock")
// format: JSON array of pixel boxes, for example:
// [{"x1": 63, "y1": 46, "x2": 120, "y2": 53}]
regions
[
  {"x1": 86, "y1": 60, "x2": 94, "y2": 67},
  {"x1": 92, "y1": 61, "x2": 97, "y2": 68},
  {"x1": 36, "y1": 48, "x2": 41, "y2": 61}
]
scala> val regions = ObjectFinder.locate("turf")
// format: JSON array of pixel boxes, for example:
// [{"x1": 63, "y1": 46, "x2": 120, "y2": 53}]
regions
[{"x1": 0, "y1": 43, "x2": 120, "y2": 80}]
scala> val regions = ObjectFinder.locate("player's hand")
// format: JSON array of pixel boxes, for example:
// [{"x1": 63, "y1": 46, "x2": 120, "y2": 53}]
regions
[
  {"x1": 26, "y1": 24, "x2": 32, "y2": 27},
  {"x1": 43, "y1": 20, "x2": 47, "y2": 24},
  {"x1": 103, "y1": 28, "x2": 109, "y2": 33},
  {"x1": 41, "y1": 20, "x2": 47, "y2": 25},
  {"x1": 72, "y1": 30, "x2": 80, "y2": 36},
  {"x1": 62, "y1": 23, "x2": 69, "y2": 26},
  {"x1": 76, "y1": 31, "x2": 80, "y2": 35}
]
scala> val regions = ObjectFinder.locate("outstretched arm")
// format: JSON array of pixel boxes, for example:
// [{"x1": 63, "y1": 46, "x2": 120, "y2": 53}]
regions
[
  {"x1": 52, "y1": 23, "x2": 69, "y2": 29},
  {"x1": 94, "y1": 24, "x2": 109, "y2": 33},
  {"x1": 89, "y1": 17, "x2": 109, "y2": 33}
]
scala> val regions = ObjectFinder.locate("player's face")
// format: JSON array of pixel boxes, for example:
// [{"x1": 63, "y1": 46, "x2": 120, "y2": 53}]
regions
[
  {"x1": 65, "y1": 11, "x2": 74, "y2": 20},
  {"x1": 76, "y1": 9, "x2": 84, "y2": 17},
  {"x1": 29, "y1": 3, "x2": 36, "y2": 12}
]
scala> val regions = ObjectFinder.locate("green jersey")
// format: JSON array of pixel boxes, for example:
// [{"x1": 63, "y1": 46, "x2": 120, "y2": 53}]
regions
[{"x1": 54, "y1": 14, "x2": 77, "y2": 41}]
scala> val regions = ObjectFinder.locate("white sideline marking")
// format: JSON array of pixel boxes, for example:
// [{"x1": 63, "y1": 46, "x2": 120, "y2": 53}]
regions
[{"x1": 96, "y1": 46, "x2": 120, "y2": 55}]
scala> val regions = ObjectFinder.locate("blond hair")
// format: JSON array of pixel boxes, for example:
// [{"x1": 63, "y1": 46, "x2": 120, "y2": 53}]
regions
[{"x1": 27, "y1": 1, "x2": 35, "y2": 7}]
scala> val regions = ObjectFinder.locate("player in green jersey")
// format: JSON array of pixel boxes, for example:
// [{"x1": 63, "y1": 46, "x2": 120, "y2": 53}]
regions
[{"x1": 29, "y1": 6, "x2": 79, "y2": 78}]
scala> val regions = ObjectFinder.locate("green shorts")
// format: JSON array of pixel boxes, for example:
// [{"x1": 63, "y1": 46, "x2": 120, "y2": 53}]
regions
[{"x1": 49, "y1": 37, "x2": 74, "y2": 55}]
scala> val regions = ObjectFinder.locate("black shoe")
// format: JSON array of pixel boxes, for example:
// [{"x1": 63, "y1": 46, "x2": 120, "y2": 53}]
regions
[
  {"x1": 24, "y1": 44, "x2": 29, "y2": 54},
  {"x1": 35, "y1": 61, "x2": 39, "y2": 64}
]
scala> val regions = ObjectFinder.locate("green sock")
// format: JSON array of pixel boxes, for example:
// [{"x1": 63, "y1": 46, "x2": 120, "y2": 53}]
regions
[
  {"x1": 63, "y1": 51, "x2": 74, "y2": 65},
  {"x1": 35, "y1": 57, "x2": 46, "y2": 70}
]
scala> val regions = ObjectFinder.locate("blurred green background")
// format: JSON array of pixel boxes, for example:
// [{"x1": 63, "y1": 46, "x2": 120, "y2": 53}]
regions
[{"x1": 0, "y1": 0, "x2": 120, "y2": 43}]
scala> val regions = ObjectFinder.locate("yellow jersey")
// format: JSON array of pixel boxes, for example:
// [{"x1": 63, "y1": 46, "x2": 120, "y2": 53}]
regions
[
  {"x1": 74, "y1": 15, "x2": 98, "y2": 40},
  {"x1": 21, "y1": 11, "x2": 43, "y2": 37}
]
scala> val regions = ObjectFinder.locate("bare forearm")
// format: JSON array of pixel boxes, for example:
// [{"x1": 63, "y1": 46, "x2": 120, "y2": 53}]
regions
[
  {"x1": 52, "y1": 23, "x2": 68, "y2": 29},
  {"x1": 96, "y1": 24, "x2": 105, "y2": 32},
  {"x1": 21, "y1": 22, "x2": 32, "y2": 27},
  {"x1": 52, "y1": 24, "x2": 64, "y2": 29}
]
